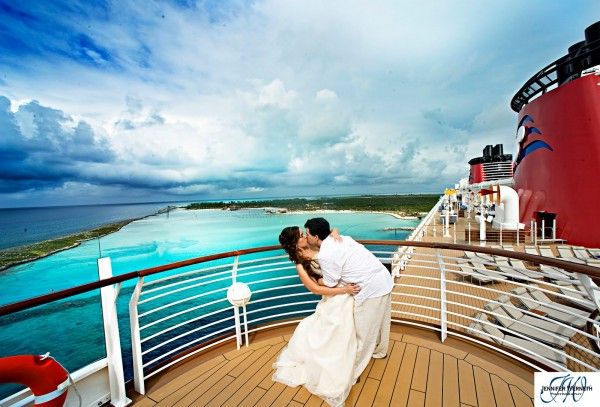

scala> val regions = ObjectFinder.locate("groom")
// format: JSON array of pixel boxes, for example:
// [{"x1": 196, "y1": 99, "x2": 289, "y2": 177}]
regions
[{"x1": 304, "y1": 217, "x2": 393, "y2": 379}]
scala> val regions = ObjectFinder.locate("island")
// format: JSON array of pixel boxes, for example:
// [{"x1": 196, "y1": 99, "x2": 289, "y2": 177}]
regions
[
  {"x1": 1, "y1": 194, "x2": 439, "y2": 271},
  {"x1": 0, "y1": 221, "x2": 133, "y2": 271},
  {"x1": 186, "y1": 194, "x2": 439, "y2": 217}
]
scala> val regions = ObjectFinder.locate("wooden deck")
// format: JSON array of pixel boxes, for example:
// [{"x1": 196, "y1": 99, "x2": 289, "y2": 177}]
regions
[{"x1": 130, "y1": 324, "x2": 534, "y2": 407}]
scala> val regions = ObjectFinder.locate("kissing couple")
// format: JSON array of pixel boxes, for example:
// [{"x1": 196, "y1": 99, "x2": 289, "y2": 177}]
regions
[{"x1": 272, "y1": 217, "x2": 393, "y2": 407}]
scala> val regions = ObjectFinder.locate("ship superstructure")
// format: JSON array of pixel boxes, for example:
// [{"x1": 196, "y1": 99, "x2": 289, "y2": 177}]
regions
[{"x1": 511, "y1": 21, "x2": 600, "y2": 247}]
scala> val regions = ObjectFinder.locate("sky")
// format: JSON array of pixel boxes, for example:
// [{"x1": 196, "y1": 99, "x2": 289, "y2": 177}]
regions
[{"x1": 0, "y1": 1, "x2": 598, "y2": 207}]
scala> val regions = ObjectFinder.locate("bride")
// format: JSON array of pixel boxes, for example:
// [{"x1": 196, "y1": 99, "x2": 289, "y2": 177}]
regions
[{"x1": 273, "y1": 226, "x2": 360, "y2": 407}]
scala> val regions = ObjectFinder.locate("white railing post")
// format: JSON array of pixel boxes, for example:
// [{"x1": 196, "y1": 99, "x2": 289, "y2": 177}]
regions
[
  {"x1": 232, "y1": 256, "x2": 241, "y2": 349},
  {"x1": 499, "y1": 224, "x2": 503, "y2": 246},
  {"x1": 97, "y1": 258, "x2": 131, "y2": 407},
  {"x1": 468, "y1": 222, "x2": 471, "y2": 245},
  {"x1": 444, "y1": 206, "x2": 450, "y2": 237},
  {"x1": 436, "y1": 250, "x2": 447, "y2": 342},
  {"x1": 233, "y1": 307, "x2": 242, "y2": 349},
  {"x1": 479, "y1": 211, "x2": 486, "y2": 243},
  {"x1": 226, "y1": 256, "x2": 252, "y2": 349},
  {"x1": 243, "y1": 305, "x2": 249, "y2": 347},
  {"x1": 516, "y1": 223, "x2": 520, "y2": 245},
  {"x1": 530, "y1": 220, "x2": 534, "y2": 243},
  {"x1": 553, "y1": 219, "x2": 557, "y2": 240},
  {"x1": 534, "y1": 220, "x2": 538, "y2": 245},
  {"x1": 541, "y1": 219, "x2": 545, "y2": 240},
  {"x1": 453, "y1": 222, "x2": 456, "y2": 244},
  {"x1": 129, "y1": 277, "x2": 145, "y2": 395}
]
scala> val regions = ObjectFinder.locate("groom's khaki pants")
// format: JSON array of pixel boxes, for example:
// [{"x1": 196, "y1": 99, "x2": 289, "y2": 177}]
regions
[{"x1": 353, "y1": 292, "x2": 392, "y2": 380}]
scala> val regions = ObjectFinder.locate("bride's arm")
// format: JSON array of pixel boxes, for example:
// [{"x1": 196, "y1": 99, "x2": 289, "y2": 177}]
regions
[{"x1": 296, "y1": 264, "x2": 360, "y2": 295}]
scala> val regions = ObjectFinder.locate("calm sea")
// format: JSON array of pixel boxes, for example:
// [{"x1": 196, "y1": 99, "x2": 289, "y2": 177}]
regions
[{"x1": 0, "y1": 203, "x2": 177, "y2": 249}]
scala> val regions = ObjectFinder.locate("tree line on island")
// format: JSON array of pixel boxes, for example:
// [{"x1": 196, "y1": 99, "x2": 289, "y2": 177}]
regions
[{"x1": 186, "y1": 194, "x2": 439, "y2": 216}]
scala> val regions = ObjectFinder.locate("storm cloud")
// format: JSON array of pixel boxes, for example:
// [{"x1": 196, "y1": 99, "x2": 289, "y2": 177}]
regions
[{"x1": 0, "y1": 96, "x2": 115, "y2": 192}]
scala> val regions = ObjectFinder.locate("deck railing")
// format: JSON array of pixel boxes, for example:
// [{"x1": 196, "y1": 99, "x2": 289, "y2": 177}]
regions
[{"x1": 1, "y1": 241, "x2": 599, "y2": 405}]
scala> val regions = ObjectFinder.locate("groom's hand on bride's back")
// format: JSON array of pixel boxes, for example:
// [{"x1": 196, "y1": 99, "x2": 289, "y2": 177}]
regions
[{"x1": 347, "y1": 283, "x2": 361, "y2": 295}]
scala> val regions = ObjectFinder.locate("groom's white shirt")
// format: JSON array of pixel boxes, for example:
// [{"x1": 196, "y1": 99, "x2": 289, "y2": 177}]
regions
[{"x1": 318, "y1": 235, "x2": 393, "y2": 301}]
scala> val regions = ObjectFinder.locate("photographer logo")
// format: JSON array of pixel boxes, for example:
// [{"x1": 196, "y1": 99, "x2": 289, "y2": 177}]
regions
[{"x1": 534, "y1": 372, "x2": 600, "y2": 407}]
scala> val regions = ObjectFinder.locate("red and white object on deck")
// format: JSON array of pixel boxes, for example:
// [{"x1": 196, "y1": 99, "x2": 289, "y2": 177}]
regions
[{"x1": 0, "y1": 354, "x2": 69, "y2": 406}]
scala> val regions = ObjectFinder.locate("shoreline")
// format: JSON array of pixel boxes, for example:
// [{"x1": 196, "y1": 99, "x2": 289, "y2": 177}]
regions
[
  {"x1": 0, "y1": 205, "x2": 425, "y2": 272},
  {"x1": 0, "y1": 207, "x2": 175, "y2": 272},
  {"x1": 187, "y1": 206, "x2": 423, "y2": 220},
  {"x1": 0, "y1": 220, "x2": 134, "y2": 272}
]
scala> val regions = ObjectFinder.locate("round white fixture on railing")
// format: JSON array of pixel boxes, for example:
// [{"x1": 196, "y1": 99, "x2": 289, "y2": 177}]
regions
[
  {"x1": 227, "y1": 282, "x2": 252, "y2": 350},
  {"x1": 227, "y1": 282, "x2": 252, "y2": 307}
]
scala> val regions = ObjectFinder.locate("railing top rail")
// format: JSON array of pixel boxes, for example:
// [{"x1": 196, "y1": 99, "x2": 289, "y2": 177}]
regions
[{"x1": 1, "y1": 240, "x2": 599, "y2": 317}]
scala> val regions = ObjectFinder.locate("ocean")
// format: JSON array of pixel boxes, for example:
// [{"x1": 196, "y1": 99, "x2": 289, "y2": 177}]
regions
[
  {"x1": 0, "y1": 202, "x2": 176, "y2": 249},
  {"x1": 0, "y1": 207, "x2": 418, "y2": 399}
]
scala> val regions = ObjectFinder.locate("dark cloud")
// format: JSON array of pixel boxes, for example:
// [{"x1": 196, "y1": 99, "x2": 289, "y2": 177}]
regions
[{"x1": 0, "y1": 96, "x2": 115, "y2": 192}]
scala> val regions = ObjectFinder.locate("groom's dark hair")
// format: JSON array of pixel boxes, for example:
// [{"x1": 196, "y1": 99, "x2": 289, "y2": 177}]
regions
[{"x1": 304, "y1": 217, "x2": 330, "y2": 241}]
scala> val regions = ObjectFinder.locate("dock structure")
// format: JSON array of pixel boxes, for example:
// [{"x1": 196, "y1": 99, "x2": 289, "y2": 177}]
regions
[{"x1": 383, "y1": 227, "x2": 416, "y2": 231}]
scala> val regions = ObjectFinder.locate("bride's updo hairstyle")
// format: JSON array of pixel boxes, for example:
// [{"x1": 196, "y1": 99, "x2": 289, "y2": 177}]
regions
[{"x1": 279, "y1": 226, "x2": 301, "y2": 263}]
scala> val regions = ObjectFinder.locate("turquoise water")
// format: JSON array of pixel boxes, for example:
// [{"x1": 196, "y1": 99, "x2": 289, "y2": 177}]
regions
[{"x1": 0, "y1": 208, "x2": 417, "y2": 398}]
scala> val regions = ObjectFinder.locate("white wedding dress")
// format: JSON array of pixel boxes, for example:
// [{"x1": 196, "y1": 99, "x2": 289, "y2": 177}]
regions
[{"x1": 272, "y1": 262, "x2": 357, "y2": 407}]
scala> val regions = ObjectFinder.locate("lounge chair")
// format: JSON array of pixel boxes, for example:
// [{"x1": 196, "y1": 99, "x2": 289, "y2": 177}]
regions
[
  {"x1": 588, "y1": 248, "x2": 600, "y2": 258},
  {"x1": 555, "y1": 281, "x2": 596, "y2": 311},
  {"x1": 473, "y1": 313, "x2": 567, "y2": 367},
  {"x1": 489, "y1": 250, "x2": 546, "y2": 281},
  {"x1": 538, "y1": 246, "x2": 555, "y2": 257},
  {"x1": 498, "y1": 246, "x2": 542, "y2": 277},
  {"x1": 458, "y1": 264, "x2": 500, "y2": 284},
  {"x1": 572, "y1": 247, "x2": 600, "y2": 266},
  {"x1": 496, "y1": 263, "x2": 543, "y2": 281},
  {"x1": 557, "y1": 245, "x2": 586, "y2": 264},
  {"x1": 511, "y1": 287, "x2": 588, "y2": 328},
  {"x1": 462, "y1": 250, "x2": 496, "y2": 263},
  {"x1": 510, "y1": 261, "x2": 547, "y2": 280},
  {"x1": 470, "y1": 260, "x2": 508, "y2": 283},
  {"x1": 466, "y1": 314, "x2": 489, "y2": 341},
  {"x1": 524, "y1": 245, "x2": 538, "y2": 255},
  {"x1": 528, "y1": 286, "x2": 591, "y2": 317},
  {"x1": 524, "y1": 245, "x2": 543, "y2": 267},
  {"x1": 573, "y1": 247, "x2": 591, "y2": 260},
  {"x1": 497, "y1": 295, "x2": 576, "y2": 337},
  {"x1": 484, "y1": 297, "x2": 570, "y2": 347},
  {"x1": 532, "y1": 246, "x2": 575, "y2": 280}
]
